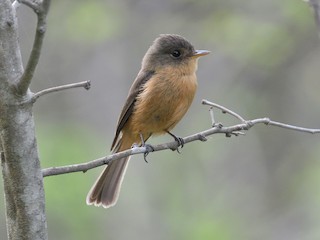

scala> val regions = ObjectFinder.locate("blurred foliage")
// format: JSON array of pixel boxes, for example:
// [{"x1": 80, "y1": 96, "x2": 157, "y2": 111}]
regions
[
  {"x1": 203, "y1": 1, "x2": 313, "y2": 70},
  {"x1": 48, "y1": 1, "x2": 123, "y2": 44},
  {"x1": 206, "y1": 13, "x2": 287, "y2": 67},
  {"x1": 1, "y1": 0, "x2": 320, "y2": 239},
  {"x1": 37, "y1": 123, "x2": 106, "y2": 239}
]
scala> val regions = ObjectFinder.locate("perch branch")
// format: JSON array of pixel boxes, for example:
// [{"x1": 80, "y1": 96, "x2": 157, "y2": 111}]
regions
[
  {"x1": 42, "y1": 99, "x2": 320, "y2": 177},
  {"x1": 31, "y1": 80, "x2": 91, "y2": 102},
  {"x1": 15, "y1": 0, "x2": 51, "y2": 95}
]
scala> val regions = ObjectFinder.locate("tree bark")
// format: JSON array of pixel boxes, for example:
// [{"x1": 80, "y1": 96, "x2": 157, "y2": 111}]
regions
[{"x1": 0, "y1": 1, "x2": 48, "y2": 239}]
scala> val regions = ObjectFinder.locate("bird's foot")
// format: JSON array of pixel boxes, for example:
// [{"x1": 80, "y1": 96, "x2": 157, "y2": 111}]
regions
[
  {"x1": 142, "y1": 144, "x2": 154, "y2": 163},
  {"x1": 131, "y1": 141, "x2": 154, "y2": 163},
  {"x1": 138, "y1": 133, "x2": 154, "y2": 163},
  {"x1": 166, "y1": 131, "x2": 184, "y2": 153}
]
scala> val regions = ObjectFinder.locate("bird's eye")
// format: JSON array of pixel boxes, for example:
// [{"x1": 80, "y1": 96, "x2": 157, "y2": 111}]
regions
[{"x1": 171, "y1": 50, "x2": 181, "y2": 58}]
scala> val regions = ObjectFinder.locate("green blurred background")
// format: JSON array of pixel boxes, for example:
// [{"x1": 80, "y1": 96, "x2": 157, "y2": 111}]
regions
[{"x1": 1, "y1": 0, "x2": 320, "y2": 239}]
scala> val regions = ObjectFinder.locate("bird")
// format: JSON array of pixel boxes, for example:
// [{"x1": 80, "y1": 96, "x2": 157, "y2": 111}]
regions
[{"x1": 86, "y1": 34, "x2": 209, "y2": 208}]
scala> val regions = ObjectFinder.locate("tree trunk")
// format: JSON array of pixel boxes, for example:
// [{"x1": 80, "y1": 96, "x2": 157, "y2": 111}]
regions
[{"x1": 0, "y1": 1, "x2": 48, "y2": 239}]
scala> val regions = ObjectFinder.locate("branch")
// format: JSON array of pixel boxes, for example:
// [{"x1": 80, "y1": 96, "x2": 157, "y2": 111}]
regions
[
  {"x1": 202, "y1": 99, "x2": 246, "y2": 123},
  {"x1": 15, "y1": 0, "x2": 51, "y2": 95},
  {"x1": 42, "y1": 131, "x2": 208, "y2": 177},
  {"x1": 202, "y1": 99, "x2": 320, "y2": 134},
  {"x1": 31, "y1": 80, "x2": 91, "y2": 102},
  {"x1": 42, "y1": 99, "x2": 320, "y2": 177}
]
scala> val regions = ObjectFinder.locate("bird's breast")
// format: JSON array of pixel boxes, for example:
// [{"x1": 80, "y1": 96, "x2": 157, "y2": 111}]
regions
[{"x1": 128, "y1": 66, "x2": 198, "y2": 136}]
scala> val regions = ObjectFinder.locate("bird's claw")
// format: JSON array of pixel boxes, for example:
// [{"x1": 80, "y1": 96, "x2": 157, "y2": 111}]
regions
[
  {"x1": 176, "y1": 137, "x2": 185, "y2": 148},
  {"x1": 169, "y1": 136, "x2": 184, "y2": 153},
  {"x1": 213, "y1": 122, "x2": 223, "y2": 128},
  {"x1": 143, "y1": 144, "x2": 154, "y2": 163}
]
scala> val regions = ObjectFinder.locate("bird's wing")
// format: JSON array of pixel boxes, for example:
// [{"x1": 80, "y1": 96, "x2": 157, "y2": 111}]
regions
[{"x1": 111, "y1": 70, "x2": 155, "y2": 151}]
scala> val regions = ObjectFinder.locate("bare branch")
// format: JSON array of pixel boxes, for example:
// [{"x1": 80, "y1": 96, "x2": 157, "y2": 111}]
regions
[
  {"x1": 251, "y1": 118, "x2": 320, "y2": 134},
  {"x1": 42, "y1": 100, "x2": 320, "y2": 177},
  {"x1": 15, "y1": 0, "x2": 51, "y2": 95},
  {"x1": 42, "y1": 130, "x2": 210, "y2": 177},
  {"x1": 202, "y1": 99, "x2": 246, "y2": 122},
  {"x1": 43, "y1": 147, "x2": 151, "y2": 177},
  {"x1": 203, "y1": 99, "x2": 320, "y2": 134},
  {"x1": 31, "y1": 80, "x2": 91, "y2": 102}
]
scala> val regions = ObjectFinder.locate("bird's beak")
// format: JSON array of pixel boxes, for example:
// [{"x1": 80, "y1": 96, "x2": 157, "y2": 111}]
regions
[{"x1": 192, "y1": 50, "x2": 210, "y2": 58}]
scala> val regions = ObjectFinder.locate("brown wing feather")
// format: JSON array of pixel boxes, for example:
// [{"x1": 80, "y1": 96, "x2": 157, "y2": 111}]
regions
[{"x1": 111, "y1": 70, "x2": 155, "y2": 150}]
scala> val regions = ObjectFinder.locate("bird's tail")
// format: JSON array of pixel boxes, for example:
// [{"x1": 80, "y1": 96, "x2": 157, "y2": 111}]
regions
[{"x1": 86, "y1": 137, "x2": 133, "y2": 208}]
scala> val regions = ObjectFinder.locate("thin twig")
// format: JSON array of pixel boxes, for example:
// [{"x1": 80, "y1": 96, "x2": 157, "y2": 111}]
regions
[
  {"x1": 251, "y1": 118, "x2": 320, "y2": 134},
  {"x1": 208, "y1": 107, "x2": 216, "y2": 126},
  {"x1": 204, "y1": 99, "x2": 320, "y2": 134},
  {"x1": 31, "y1": 80, "x2": 91, "y2": 102},
  {"x1": 42, "y1": 100, "x2": 320, "y2": 177},
  {"x1": 202, "y1": 99, "x2": 246, "y2": 122},
  {"x1": 15, "y1": 0, "x2": 51, "y2": 95}
]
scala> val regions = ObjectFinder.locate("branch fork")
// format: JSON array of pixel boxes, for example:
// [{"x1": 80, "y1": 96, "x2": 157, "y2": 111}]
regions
[{"x1": 14, "y1": 0, "x2": 51, "y2": 96}]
